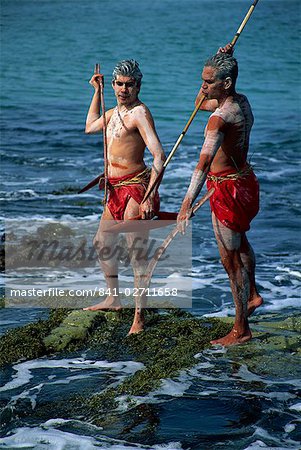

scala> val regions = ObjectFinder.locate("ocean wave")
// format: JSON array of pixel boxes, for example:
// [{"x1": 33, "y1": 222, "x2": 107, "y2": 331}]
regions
[
  {"x1": 0, "y1": 423, "x2": 183, "y2": 449},
  {"x1": 0, "y1": 189, "x2": 40, "y2": 200},
  {"x1": 2, "y1": 178, "x2": 50, "y2": 186},
  {"x1": 2, "y1": 213, "x2": 100, "y2": 223},
  {"x1": 244, "y1": 427, "x2": 300, "y2": 450},
  {"x1": 258, "y1": 167, "x2": 300, "y2": 181},
  {"x1": 0, "y1": 152, "x2": 88, "y2": 168},
  {"x1": 0, "y1": 358, "x2": 144, "y2": 393},
  {"x1": 0, "y1": 191, "x2": 90, "y2": 201}
]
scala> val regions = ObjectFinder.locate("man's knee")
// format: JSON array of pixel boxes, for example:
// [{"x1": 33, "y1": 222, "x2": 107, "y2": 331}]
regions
[
  {"x1": 93, "y1": 231, "x2": 106, "y2": 252},
  {"x1": 220, "y1": 250, "x2": 243, "y2": 275},
  {"x1": 93, "y1": 235, "x2": 100, "y2": 249}
]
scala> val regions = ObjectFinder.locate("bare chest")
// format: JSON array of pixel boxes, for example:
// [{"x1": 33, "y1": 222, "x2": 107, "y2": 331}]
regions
[{"x1": 107, "y1": 107, "x2": 137, "y2": 141}]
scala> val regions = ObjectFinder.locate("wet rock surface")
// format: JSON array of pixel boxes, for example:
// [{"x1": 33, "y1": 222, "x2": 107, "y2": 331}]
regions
[{"x1": 0, "y1": 309, "x2": 300, "y2": 429}]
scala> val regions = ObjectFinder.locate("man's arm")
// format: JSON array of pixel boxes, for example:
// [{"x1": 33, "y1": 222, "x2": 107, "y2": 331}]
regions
[
  {"x1": 85, "y1": 73, "x2": 113, "y2": 134},
  {"x1": 177, "y1": 115, "x2": 225, "y2": 231},
  {"x1": 134, "y1": 105, "x2": 166, "y2": 219}
]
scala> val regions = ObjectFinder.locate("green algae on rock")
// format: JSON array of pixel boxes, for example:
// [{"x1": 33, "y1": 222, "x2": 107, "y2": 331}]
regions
[
  {"x1": 0, "y1": 307, "x2": 231, "y2": 423},
  {"x1": 0, "y1": 309, "x2": 70, "y2": 367},
  {"x1": 43, "y1": 310, "x2": 106, "y2": 352},
  {"x1": 219, "y1": 315, "x2": 301, "y2": 379},
  {"x1": 254, "y1": 315, "x2": 301, "y2": 333},
  {"x1": 1, "y1": 308, "x2": 301, "y2": 429},
  {"x1": 75, "y1": 311, "x2": 232, "y2": 422}
]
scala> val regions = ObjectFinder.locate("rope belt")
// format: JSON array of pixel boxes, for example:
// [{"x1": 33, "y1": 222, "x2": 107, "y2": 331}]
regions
[
  {"x1": 99, "y1": 167, "x2": 151, "y2": 189},
  {"x1": 207, "y1": 165, "x2": 253, "y2": 183}
]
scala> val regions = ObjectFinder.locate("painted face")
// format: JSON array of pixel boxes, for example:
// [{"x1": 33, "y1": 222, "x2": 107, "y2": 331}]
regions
[
  {"x1": 201, "y1": 66, "x2": 225, "y2": 100},
  {"x1": 112, "y1": 75, "x2": 140, "y2": 106}
]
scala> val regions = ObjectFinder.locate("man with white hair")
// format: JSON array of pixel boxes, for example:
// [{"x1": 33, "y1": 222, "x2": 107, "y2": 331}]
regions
[
  {"x1": 84, "y1": 59, "x2": 166, "y2": 334},
  {"x1": 177, "y1": 45, "x2": 263, "y2": 346}
]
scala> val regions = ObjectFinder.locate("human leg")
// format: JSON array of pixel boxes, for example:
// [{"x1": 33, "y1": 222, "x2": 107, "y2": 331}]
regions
[
  {"x1": 210, "y1": 213, "x2": 252, "y2": 346},
  {"x1": 83, "y1": 207, "x2": 122, "y2": 310},
  {"x1": 240, "y1": 234, "x2": 263, "y2": 316},
  {"x1": 124, "y1": 197, "x2": 149, "y2": 334}
]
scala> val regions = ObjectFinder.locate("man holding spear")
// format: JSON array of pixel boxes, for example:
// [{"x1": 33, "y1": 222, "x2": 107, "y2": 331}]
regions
[
  {"x1": 83, "y1": 59, "x2": 166, "y2": 334},
  {"x1": 177, "y1": 44, "x2": 263, "y2": 346}
]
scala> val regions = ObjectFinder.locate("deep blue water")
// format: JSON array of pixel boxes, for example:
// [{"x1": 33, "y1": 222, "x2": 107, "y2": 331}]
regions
[{"x1": 0, "y1": 0, "x2": 300, "y2": 448}]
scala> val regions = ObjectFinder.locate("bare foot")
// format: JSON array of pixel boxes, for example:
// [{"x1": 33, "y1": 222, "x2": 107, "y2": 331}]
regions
[
  {"x1": 210, "y1": 327, "x2": 252, "y2": 347},
  {"x1": 128, "y1": 320, "x2": 145, "y2": 335},
  {"x1": 247, "y1": 295, "x2": 263, "y2": 317},
  {"x1": 83, "y1": 296, "x2": 122, "y2": 311}
]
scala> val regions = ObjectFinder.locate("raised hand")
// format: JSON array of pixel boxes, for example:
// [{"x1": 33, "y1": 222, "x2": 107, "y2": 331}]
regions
[
  {"x1": 217, "y1": 43, "x2": 234, "y2": 55},
  {"x1": 89, "y1": 73, "x2": 104, "y2": 90}
]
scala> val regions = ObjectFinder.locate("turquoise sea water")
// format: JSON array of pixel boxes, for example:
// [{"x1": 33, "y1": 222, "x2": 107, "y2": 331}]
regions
[{"x1": 1, "y1": 0, "x2": 300, "y2": 448}]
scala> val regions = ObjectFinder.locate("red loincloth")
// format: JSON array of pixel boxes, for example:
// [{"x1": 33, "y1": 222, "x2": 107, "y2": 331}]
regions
[
  {"x1": 206, "y1": 165, "x2": 259, "y2": 233},
  {"x1": 106, "y1": 169, "x2": 160, "y2": 221}
]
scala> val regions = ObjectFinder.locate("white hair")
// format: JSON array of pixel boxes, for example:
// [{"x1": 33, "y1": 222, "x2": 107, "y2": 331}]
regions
[{"x1": 112, "y1": 59, "x2": 143, "y2": 86}]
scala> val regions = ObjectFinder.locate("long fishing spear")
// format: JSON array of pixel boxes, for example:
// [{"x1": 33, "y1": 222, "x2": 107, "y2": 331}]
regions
[
  {"x1": 142, "y1": 0, "x2": 260, "y2": 203},
  {"x1": 95, "y1": 63, "x2": 108, "y2": 204}
]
